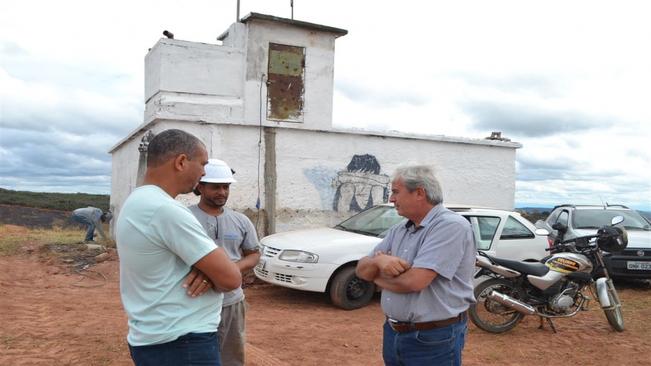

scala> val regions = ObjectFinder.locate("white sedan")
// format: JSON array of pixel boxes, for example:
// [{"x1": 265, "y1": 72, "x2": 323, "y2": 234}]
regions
[{"x1": 254, "y1": 204, "x2": 550, "y2": 309}]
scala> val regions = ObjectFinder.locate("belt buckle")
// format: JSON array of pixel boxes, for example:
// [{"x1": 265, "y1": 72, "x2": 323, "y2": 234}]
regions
[
  {"x1": 388, "y1": 318, "x2": 412, "y2": 332},
  {"x1": 387, "y1": 318, "x2": 400, "y2": 332}
]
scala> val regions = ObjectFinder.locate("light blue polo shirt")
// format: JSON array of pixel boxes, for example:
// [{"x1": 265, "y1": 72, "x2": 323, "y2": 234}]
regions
[{"x1": 116, "y1": 185, "x2": 223, "y2": 346}]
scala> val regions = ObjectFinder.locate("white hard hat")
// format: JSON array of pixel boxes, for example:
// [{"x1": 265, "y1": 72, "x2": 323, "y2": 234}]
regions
[{"x1": 200, "y1": 159, "x2": 236, "y2": 183}]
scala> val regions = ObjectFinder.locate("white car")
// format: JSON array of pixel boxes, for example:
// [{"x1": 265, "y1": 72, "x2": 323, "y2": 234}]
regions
[{"x1": 254, "y1": 204, "x2": 550, "y2": 309}]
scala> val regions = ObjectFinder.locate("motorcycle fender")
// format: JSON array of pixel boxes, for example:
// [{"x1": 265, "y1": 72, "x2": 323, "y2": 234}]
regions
[{"x1": 596, "y1": 277, "x2": 610, "y2": 308}]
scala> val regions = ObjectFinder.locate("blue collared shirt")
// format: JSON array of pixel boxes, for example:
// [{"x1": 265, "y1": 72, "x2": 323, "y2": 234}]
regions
[{"x1": 371, "y1": 204, "x2": 476, "y2": 322}]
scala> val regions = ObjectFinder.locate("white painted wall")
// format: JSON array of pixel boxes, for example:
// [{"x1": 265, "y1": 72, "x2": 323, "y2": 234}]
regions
[
  {"x1": 110, "y1": 120, "x2": 518, "y2": 235},
  {"x1": 144, "y1": 39, "x2": 245, "y2": 125},
  {"x1": 273, "y1": 128, "x2": 517, "y2": 231},
  {"x1": 142, "y1": 16, "x2": 341, "y2": 133},
  {"x1": 110, "y1": 15, "x2": 520, "y2": 237},
  {"x1": 110, "y1": 136, "x2": 139, "y2": 213}
]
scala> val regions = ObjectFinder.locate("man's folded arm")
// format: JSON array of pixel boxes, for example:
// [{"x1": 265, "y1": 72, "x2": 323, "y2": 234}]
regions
[
  {"x1": 193, "y1": 248, "x2": 242, "y2": 291},
  {"x1": 374, "y1": 267, "x2": 437, "y2": 293}
]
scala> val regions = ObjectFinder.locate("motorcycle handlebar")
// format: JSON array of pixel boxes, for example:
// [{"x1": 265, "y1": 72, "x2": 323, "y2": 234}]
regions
[{"x1": 550, "y1": 224, "x2": 622, "y2": 253}]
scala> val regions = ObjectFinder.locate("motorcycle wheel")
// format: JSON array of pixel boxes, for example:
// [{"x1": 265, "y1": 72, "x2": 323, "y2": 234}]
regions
[
  {"x1": 603, "y1": 285, "x2": 625, "y2": 332},
  {"x1": 469, "y1": 278, "x2": 525, "y2": 333}
]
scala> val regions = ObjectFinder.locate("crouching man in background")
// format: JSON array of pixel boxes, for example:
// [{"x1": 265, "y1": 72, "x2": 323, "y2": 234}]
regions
[{"x1": 71, "y1": 206, "x2": 112, "y2": 243}]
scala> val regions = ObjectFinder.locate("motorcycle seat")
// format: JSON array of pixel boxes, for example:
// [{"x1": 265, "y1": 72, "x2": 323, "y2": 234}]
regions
[{"x1": 486, "y1": 255, "x2": 550, "y2": 277}]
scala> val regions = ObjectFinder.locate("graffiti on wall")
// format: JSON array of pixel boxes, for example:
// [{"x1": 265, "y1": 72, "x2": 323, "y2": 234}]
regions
[
  {"x1": 304, "y1": 166, "x2": 338, "y2": 210},
  {"x1": 333, "y1": 154, "x2": 389, "y2": 213}
]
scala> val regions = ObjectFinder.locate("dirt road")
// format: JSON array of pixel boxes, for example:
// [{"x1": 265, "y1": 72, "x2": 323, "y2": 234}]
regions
[{"x1": 1, "y1": 254, "x2": 650, "y2": 366}]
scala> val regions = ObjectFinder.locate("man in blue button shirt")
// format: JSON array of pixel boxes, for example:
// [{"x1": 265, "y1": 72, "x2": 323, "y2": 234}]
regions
[{"x1": 357, "y1": 165, "x2": 476, "y2": 366}]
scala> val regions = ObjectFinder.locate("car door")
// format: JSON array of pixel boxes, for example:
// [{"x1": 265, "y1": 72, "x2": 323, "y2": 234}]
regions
[
  {"x1": 462, "y1": 213, "x2": 501, "y2": 256},
  {"x1": 495, "y1": 215, "x2": 543, "y2": 261}
]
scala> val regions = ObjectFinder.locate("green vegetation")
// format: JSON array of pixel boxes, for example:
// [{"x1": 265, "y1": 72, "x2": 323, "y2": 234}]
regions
[
  {"x1": 0, "y1": 188, "x2": 109, "y2": 211},
  {"x1": 0, "y1": 225, "x2": 86, "y2": 256}
]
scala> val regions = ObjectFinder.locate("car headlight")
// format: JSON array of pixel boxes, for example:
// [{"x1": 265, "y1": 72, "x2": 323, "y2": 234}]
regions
[{"x1": 278, "y1": 250, "x2": 319, "y2": 263}]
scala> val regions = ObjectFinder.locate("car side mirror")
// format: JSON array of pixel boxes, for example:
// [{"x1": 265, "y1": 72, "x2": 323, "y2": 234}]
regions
[
  {"x1": 552, "y1": 222, "x2": 568, "y2": 233},
  {"x1": 611, "y1": 215, "x2": 624, "y2": 226},
  {"x1": 534, "y1": 228, "x2": 550, "y2": 236}
]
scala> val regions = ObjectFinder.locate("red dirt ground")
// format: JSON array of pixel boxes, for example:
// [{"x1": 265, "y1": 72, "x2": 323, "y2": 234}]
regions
[{"x1": 2, "y1": 248, "x2": 651, "y2": 366}]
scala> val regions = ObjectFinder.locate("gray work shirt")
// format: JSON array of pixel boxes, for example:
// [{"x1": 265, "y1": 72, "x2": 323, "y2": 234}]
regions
[
  {"x1": 73, "y1": 207, "x2": 103, "y2": 224},
  {"x1": 188, "y1": 205, "x2": 260, "y2": 306},
  {"x1": 73, "y1": 206, "x2": 107, "y2": 240},
  {"x1": 371, "y1": 204, "x2": 476, "y2": 322}
]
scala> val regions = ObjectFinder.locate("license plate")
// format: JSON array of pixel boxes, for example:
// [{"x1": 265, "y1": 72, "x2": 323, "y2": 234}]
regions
[{"x1": 626, "y1": 261, "x2": 651, "y2": 270}]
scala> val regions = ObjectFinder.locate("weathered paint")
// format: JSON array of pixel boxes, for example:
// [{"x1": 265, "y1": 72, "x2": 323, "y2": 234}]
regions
[
  {"x1": 303, "y1": 166, "x2": 338, "y2": 210},
  {"x1": 112, "y1": 121, "x2": 519, "y2": 235},
  {"x1": 110, "y1": 14, "x2": 520, "y2": 237},
  {"x1": 266, "y1": 43, "x2": 305, "y2": 121},
  {"x1": 332, "y1": 154, "x2": 390, "y2": 212},
  {"x1": 263, "y1": 127, "x2": 277, "y2": 234}
]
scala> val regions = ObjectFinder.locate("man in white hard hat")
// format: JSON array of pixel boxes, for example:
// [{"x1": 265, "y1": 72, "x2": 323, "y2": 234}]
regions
[{"x1": 188, "y1": 159, "x2": 261, "y2": 366}]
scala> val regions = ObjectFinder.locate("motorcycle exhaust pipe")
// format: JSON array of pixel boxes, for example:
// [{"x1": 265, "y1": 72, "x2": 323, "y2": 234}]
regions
[{"x1": 488, "y1": 291, "x2": 536, "y2": 315}]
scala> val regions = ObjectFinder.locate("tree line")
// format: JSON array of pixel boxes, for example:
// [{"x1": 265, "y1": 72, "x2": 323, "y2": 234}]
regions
[{"x1": 0, "y1": 188, "x2": 110, "y2": 212}]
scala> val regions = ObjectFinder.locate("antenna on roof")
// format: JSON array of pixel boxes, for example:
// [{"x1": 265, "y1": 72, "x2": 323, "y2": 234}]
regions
[
  {"x1": 290, "y1": 0, "x2": 294, "y2": 19},
  {"x1": 236, "y1": 0, "x2": 240, "y2": 22}
]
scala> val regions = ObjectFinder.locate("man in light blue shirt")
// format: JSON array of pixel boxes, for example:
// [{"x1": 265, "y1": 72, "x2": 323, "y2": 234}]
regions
[
  {"x1": 357, "y1": 165, "x2": 476, "y2": 366},
  {"x1": 116, "y1": 129, "x2": 241, "y2": 366}
]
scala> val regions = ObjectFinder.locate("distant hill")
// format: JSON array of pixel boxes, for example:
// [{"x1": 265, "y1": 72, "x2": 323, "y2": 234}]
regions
[
  {"x1": 0, "y1": 188, "x2": 110, "y2": 212},
  {"x1": 515, "y1": 207, "x2": 552, "y2": 223}
]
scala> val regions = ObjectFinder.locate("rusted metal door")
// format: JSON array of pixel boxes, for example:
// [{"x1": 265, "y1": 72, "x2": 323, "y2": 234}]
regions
[{"x1": 267, "y1": 43, "x2": 305, "y2": 122}]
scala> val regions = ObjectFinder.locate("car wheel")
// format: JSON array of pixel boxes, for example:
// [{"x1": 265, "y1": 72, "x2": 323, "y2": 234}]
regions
[{"x1": 329, "y1": 266, "x2": 375, "y2": 310}]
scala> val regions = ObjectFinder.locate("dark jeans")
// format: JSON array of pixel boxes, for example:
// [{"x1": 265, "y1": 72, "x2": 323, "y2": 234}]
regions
[
  {"x1": 128, "y1": 332, "x2": 220, "y2": 366},
  {"x1": 382, "y1": 317, "x2": 467, "y2": 366},
  {"x1": 71, "y1": 214, "x2": 95, "y2": 242}
]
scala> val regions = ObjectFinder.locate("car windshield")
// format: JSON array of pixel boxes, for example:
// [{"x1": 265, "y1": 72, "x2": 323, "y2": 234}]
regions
[
  {"x1": 335, "y1": 205, "x2": 404, "y2": 237},
  {"x1": 572, "y1": 209, "x2": 651, "y2": 230}
]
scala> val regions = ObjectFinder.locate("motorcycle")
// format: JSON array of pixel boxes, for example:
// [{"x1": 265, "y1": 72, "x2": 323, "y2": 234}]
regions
[{"x1": 469, "y1": 216, "x2": 628, "y2": 333}]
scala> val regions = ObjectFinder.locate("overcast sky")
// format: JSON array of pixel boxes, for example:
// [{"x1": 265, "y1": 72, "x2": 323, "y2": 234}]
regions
[{"x1": 1, "y1": 0, "x2": 650, "y2": 210}]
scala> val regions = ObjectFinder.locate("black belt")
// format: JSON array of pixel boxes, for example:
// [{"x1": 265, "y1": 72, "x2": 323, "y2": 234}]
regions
[{"x1": 387, "y1": 312, "x2": 467, "y2": 333}]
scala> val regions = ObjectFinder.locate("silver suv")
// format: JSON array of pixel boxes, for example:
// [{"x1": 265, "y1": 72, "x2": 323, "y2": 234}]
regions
[{"x1": 542, "y1": 204, "x2": 651, "y2": 279}]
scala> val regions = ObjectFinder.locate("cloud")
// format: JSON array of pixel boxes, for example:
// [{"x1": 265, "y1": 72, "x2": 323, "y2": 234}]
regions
[
  {"x1": 450, "y1": 71, "x2": 564, "y2": 99},
  {"x1": 0, "y1": 44, "x2": 141, "y2": 194},
  {"x1": 1, "y1": 51, "x2": 140, "y2": 136},
  {"x1": 0, "y1": 41, "x2": 27, "y2": 56},
  {"x1": 0, "y1": 128, "x2": 114, "y2": 192},
  {"x1": 514, "y1": 130, "x2": 651, "y2": 211},
  {"x1": 462, "y1": 99, "x2": 614, "y2": 138},
  {"x1": 335, "y1": 79, "x2": 429, "y2": 107}
]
